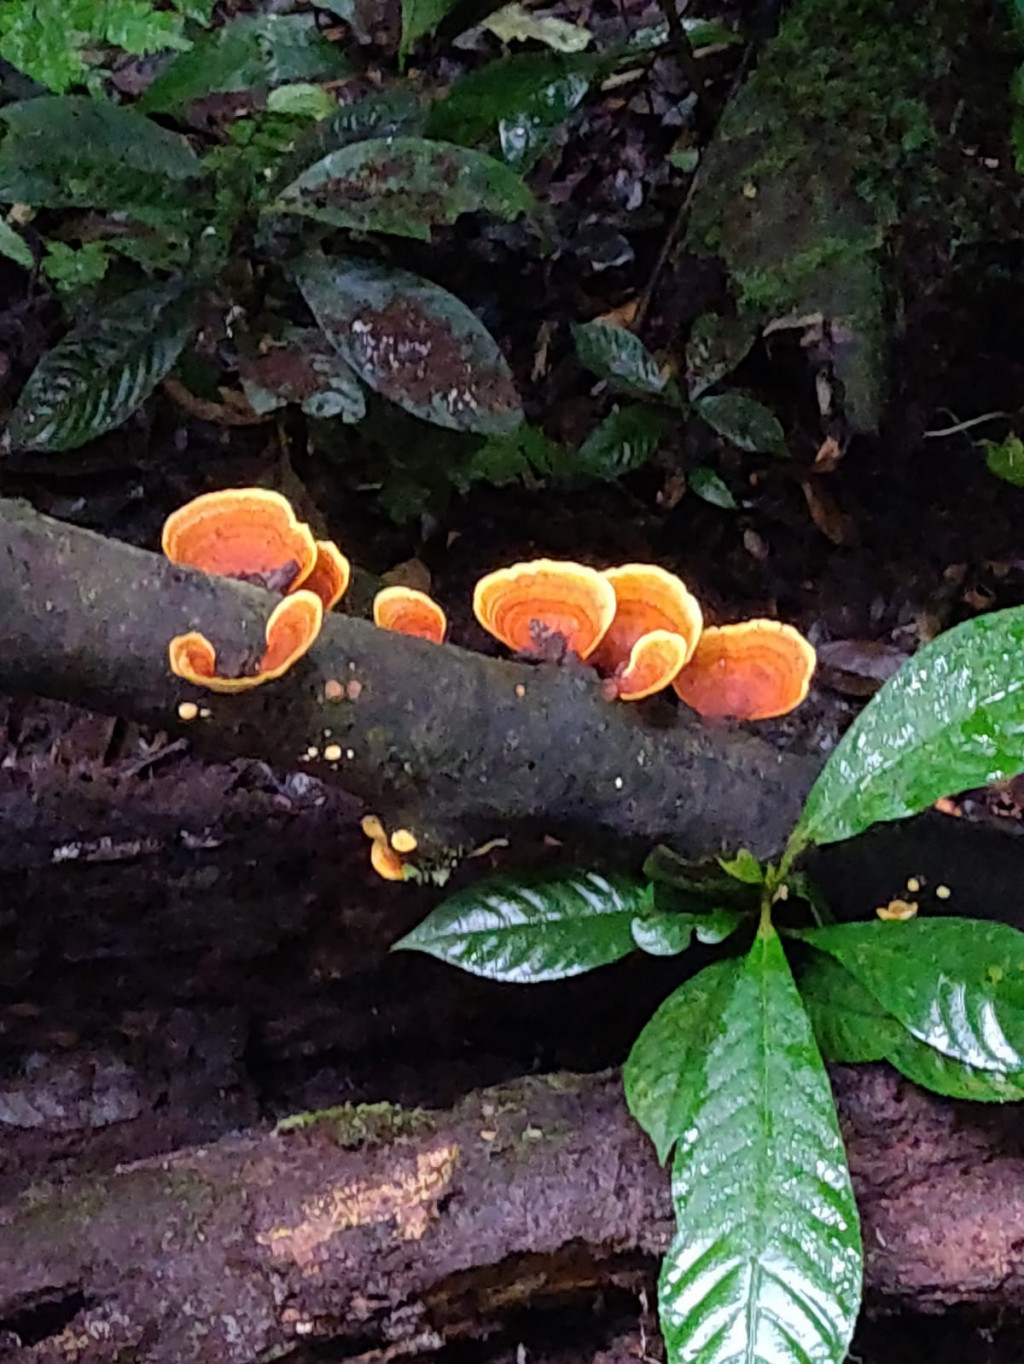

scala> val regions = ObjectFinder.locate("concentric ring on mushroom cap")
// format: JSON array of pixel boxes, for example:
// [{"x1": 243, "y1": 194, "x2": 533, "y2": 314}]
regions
[
  {"x1": 616, "y1": 629, "x2": 694, "y2": 701},
  {"x1": 374, "y1": 585, "x2": 447, "y2": 644},
  {"x1": 168, "y1": 590, "x2": 324, "y2": 694},
  {"x1": 303, "y1": 540, "x2": 351, "y2": 611},
  {"x1": 672, "y1": 620, "x2": 816, "y2": 721},
  {"x1": 162, "y1": 488, "x2": 319, "y2": 586},
  {"x1": 473, "y1": 559, "x2": 616, "y2": 659},
  {"x1": 591, "y1": 564, "x2": 703, "y2": 674}
]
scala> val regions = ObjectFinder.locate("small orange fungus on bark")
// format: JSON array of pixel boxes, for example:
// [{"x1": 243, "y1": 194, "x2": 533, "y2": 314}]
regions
[
  {"x1": 361, "y1": 814, "x2": 386, "y2": 842},
  {"x1": 162, "y1": 488, "x2": 350, "y2": 610},
  {"x1": 672, "y1": 620, "x2": 816, "y2": 721},
  {"x1": 168, "y1": 591, "x2": 323, "y2": 693},
  {"x1": 472, "y1": 559, "x2": 615, "y2": 660},
  {"x1": 591, "y1": 564, "x2": 703, "y2": 675},
  {"x1": 371, "y1": 840, "x2": 406, "y2": 881},
  {"x1": 177, "y1": 701, "x2": 199, "y2": 722},
  {"x1": 373, "y1": 586, "x2": 447, "y2": 644},
  {"x1": 611, "y1": 630, "x2": 695, "y2": 701},
  {"x1": 876, "y1": 899, "x2": 918, "y2": 921},
  {"x1": 390, "y1": 828, "x2": 418, "y2": 854}
]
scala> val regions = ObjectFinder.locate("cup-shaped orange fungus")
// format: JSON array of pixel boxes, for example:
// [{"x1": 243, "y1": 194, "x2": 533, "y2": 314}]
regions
[
  {"x1": 373, "y1": 586, "x2": 447, "y2": 644},
  {"x1": 609, "y1": 630, "x2": 695, "y2": 701},
  {"x1": 672, "y1": 620, "x2": 816, "y2": 721},
  {"x1": 590, "y1": 564, "x2": 703, "y2": 698},
  {"x1": 162, "y1": 489, "x2": 350, "y2": 610},
  {"x1": 168, "y1": 590, "x2": 324, "y2": 693},
  {"x1": 473, "y1": 559, "x2": 616, "y2": 660},
  {"x1": 371, "y1": 839, "x2": 406, "y2": 881}
]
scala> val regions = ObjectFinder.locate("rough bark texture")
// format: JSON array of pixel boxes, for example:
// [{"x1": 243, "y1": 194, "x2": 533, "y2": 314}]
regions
[
  {"x1": 0, "y1": 496, "x2": 812, "y2": 863},
  {"x1": 2, "y1": 1068, "x2": 1023, "y2": 1364}
]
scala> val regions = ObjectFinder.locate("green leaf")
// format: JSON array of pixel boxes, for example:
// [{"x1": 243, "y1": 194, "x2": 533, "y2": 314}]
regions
[
  {"x1": 983, "y1": 433, "x2": 1024, "y2": 488},
  {"x1": 399, "y1": 0, "x2": 467, "y2": 59},
  {"x1": 630, "y1": 908, "x2": 742, "y2": 956},
  {"x1": 459, "y1": 422, "x2": 570, "y2": 488},
  {"x1": 139, "y1": 13, "x2": 349, "y2": 113},
  {"x1": 643, "y1": 845, "x2": 755, "y2": 899},
  {"x1": 800, "y1": 951, "x2": 1024, "y2": 1102},
  {"x1": 689, "y1": 465, "x2": 737, "y2": 508},
  {"x1": 696, "y1": 391, "x2": 787, "y2": 456},
  {"x1": 392, "y1": 871, "x2": 650, "y2": 981},
  {"x1": 238, "y1": 327, "x2": 366, "y2": 423},
  {"x1": 573, "y1": 405, "x2": 669, "y2": 480},
  {"x1": 8, "y1": 280, "x2": 198, "y2": 452},
  {"x1": 629, "y1": 932, "x2": 861, "y2": 1362},
  {"x1": 484, "y1": 3, "x2": 592, "y2": 52},
  {"x1": 294, "y1": 252, "x2": 523, "y2": 435},
  {"x1": 270, "y1": 88, "x2": 426, "y2": 192},
  {"x1": 717, "y1": 848, "x2": 764, "y2": 885},
  {"x1": 791, "y1": 608, "x2": 1024, "y2": 850},
  {"x1": 572, "y1": 320, "x2": 668, "y2": 397},
  {"x1": 0, "y1": 218, "x2": 32, "y2": 269},
  {"x1": 274, "y1": 137, "x2": 533, "y2": 240},
  {"x1": 41, "y1": 241, "x2": 111, "y2": 294},
  {"x1": 266, "y1": 83, "x2": 338, "y2": 120},
  {"x1": 685, "y1": 313, "x2": 756, "y2": 398},
  {"x1": 800, "y1": 919, "x2": 1024, "y2": 1078},
  {"x1": 0, "y1": 97, "x2": 203, "y2": 211}
]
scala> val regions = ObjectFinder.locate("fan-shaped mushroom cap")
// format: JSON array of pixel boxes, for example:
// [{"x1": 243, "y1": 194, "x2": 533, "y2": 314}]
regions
[
  {"x1": 473, "y1": 559, "x2": 615, "y2": 660},
  {"x1": 168, "y1": 591, "x2": 323, "y2": 693},
  {"x1": 672, "y1": 620, "x2": 816, "y2": 721},
  {"x1": 371, "y1": 840, "x2": 406, "y2": 881},
  {"x1": 612, "y1": 629, "x2": 694, "y2": 701},
  {"x1": 162, "y1": 488, "x2": 319, "y2": 589},
  {"x1": 591, "y1": 564, "x2": 703, "y2": 674},
  {"x1": 374, "y1": 586, "x2": 447, "y2": 644},
  {"x1": 303, "y1": 540, "x2": 351, "y2": 610}
]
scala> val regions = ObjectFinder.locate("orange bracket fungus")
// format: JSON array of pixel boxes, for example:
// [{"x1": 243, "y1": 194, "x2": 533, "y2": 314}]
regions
[
  {"x1": 169, "y1": 591, "x2": 323, "y2": 693},
  {"x1": 672, "y1": 620, "x2": 816, "y2": 722},
  {"x1": 591, "y1": 564, "x2": 704, "y2": 700},
  {"x1": 361, "y1": 814, "x2": 407, "y2": 881},
  {"x1": 162, "y1": 488, "x2": 350, "y2": 611},
  {"x1": 373, "y1": 586, "x2": 448, "y2": 645},
  {"x1": 473, "y1": 559, "x2": 616, "y2": 660}
]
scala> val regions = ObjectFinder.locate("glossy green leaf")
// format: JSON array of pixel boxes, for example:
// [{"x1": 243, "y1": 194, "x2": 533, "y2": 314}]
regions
[
  {"x1": 399, "y1": 0, "x2": 463, "y2": 58},
  {"x1": 238, "y1": 327, "x2": 366, "y2": 423},
  {"x1": 0, "y1": 218, "x2": 32, "y2": 269},
  {"x1": 800, "y1": 950, "x2": 1024, "y2": 1102},
  {"x1": 801, "y1": 918, "x2": 1024, "y2": 1075},
  {"x1": 573, "y1": 405, "x2": 669, "y2": 480},
  {"x1": 139, "y1": 13, "x2": 349, "y2": 113},
  {"x1": 983, "y1": 433, "x2": 1024, "y2": 488},
  {"x1": 8, "y1": 281, "x2": 197, "y2": 452},
  {"x1": 696, "y1": 391, "x2": 787, "y2": 456},
  {"x1": 274, "y1": 137, "x2": 533, "y2": 240},
  {"x1": 427, "y1": 51, "x2": 601, "y2": 156},
  {"x1": 270, "y1": 88, "x2": 426, "y2": 193},
  {"x1": 685, "y1": 313, "x2": 756, "y2": 398},
  {"x1": 573, "y1": 320, "x2": 668, "y2": 396},
  {"x1": 791, "y1": 608, "x2": 1024, "y2": 850},
  {"x1": 630, "y1": 909, "x2": 742, "y2": 956},
  {"x1": 717, "y1": 848, "x2": 764, "y2": 885},
  {"x1": 689, "y1": 465, "x2": 737, "y2": 508},
  {"x1": 392, "y1": 871, "x2": 650, "y2": 981},
  {"x1": 267, "y1": 83, "x2": 338, "y2": 120},
  {"x1": 0, "y1": 97, "x2": 203, "y2": 210},
  {"x1": 295, "y1": 253, "x2": 522, "y2": 435},
  {"x1": 634, "y1": 932, "x2": 861, "y2": 1363}
]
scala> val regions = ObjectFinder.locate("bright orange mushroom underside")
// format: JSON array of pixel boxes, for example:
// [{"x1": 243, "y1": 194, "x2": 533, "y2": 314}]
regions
[
  {"x1": 168, "y1": 590, "x2": 324, "y2": 693},
  {"x1": 303, "y1": 540, "x2": 351, "y2": 611},
  {"x1": 614, "y1": 630, "x2": 693, "y2": 701},
  {"x1": 473, "y1": 559, "x2": 616, "y2": 660},
  {"x1": 672, "y1": 620, "x2": 816, "y2": 721},
  {"x1": 591, "y1": 564, "x2": 703, "y2": 674},
  {"x1": 162, "y1": 488, "x2": 318, "y2": 589},
  {"x1": 374, "y1": 586, "x2": 447, "y2": 644}
]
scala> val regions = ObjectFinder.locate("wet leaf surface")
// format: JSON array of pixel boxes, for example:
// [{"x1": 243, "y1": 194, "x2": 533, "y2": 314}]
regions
[
  {"x1": 793, "y1": 608, "x2": 1024, "y2": 849},
  {"x1": 238, "y1": 328, "x2": 366, "y2": 423},
  {"x1": 295, "y1": 252, "x2": 523, "y2": 434},
  {"x1": 630, "y1": 908, "x2": 742, "y2": 956},
  {"x1": 573, "y1": 320, "x2": 669, "y2": 397},
  {"x1": 695, "y1": 391, "x2": 787, "y2": 456},
  {"x1": 392, "y1": 871, "x2": 650, "y2": 981}
]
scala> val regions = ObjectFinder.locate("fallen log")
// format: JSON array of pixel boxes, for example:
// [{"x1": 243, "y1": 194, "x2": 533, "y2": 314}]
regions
[{"x1": 2, "y1": 1067, "x2": 1023, "y2": 1364}]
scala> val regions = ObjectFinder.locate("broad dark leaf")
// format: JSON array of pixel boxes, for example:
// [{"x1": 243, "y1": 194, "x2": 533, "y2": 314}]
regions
[
  {"x1": 800, "y1": 950, "x2": 1024, "y2": 1101},
  {"x1": 643, "y1": 845, "x2": 755, "y2": 902},
  {"x1": 791, "y1": 608, "x2": 1024, "y2": 851},
  {"x1": 696, "y1": 391, "x2": 787, "y2": 456},
  {"x1": 140, "y1": 13, "x2": 349, "y2": 112},
  {"x1": 392, "y1": 871, "x2": 649, "y2": 981},
  {"x1": 630, "y1": 909, "x2": 741, "y2": 956},
  {"x1": 573, "y1": 320, "x2": 668, "y2": 396},
  {"x1": 8, "y1": 281, "x2": 198, "y2": 452},
  {"x1": 573, "y1": 405, "x2": 669, "y2": 479},
  {"x1": 400, "y1": 0, "x2": 467, "y2": 58},
  {"x1": 274, "y1": 137, "x2": 533, "y2": 240},
  {"x1": 0, "y1": 219, "x2": 32, "y2": 269},
  {"x1": 689, "y1": 465, "x2": 737, "y2": 508},
  {"x1": 271, "y1": 89, "x2": 426, "y2": 192},
  {"x1": 238, "y1": 328, "x2": 366, "y2": 422},
  {"x1": 0, "y1": 97, "x2": 204, "y2": 210},
  {"x1": 801, "y1": 919, "x2": 1024, "y2": 1076},
  {"x1": 685, "y1": 313, "x2": 756, "y2": 397},
  {"x1": 628, "y1": 932, "x2": 861, "y2": 1363},
  {"x1": 295, "y1": 253, "x2": 522, "y2": 434}
]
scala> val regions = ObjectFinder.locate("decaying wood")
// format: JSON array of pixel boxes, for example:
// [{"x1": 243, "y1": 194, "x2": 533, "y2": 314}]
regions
[{"x1": 2, "y1": 1068, "x2": 1023, "y2": 1363}]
